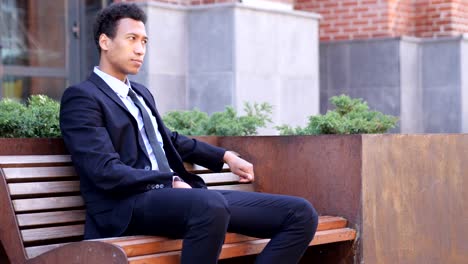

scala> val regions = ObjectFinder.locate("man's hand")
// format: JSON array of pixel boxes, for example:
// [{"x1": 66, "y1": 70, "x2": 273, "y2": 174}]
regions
[
  {"x1": 223, "y1": 151, "x2": 254, "y2": 183},
  {"x1": 173, "y1": 180, "x2": 192, "y2": 189},
  {"x1": 172, "y1": 175, "x2": 192, "y2": 188}
]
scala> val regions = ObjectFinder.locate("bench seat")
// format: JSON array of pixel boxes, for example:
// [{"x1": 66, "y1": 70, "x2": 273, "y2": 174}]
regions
[{"x1": 0, "y1": 155, "x2": 356, "y2": 263}]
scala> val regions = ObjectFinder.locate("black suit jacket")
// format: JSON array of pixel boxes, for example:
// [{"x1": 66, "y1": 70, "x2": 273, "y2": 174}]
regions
[{"x1": 60, "y1": 72, "x2": 226, "y2": 239}]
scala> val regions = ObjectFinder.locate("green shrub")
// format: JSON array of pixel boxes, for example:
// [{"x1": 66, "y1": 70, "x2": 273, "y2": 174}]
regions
[
  {"x1": 163, "y1": 102, "x2": 273, "y2": 136},
  {"x1": 277, "y1": 95, "x2": 398, "y2": 135},
  {"x1": 0, "y1": 99, "x2": 27, "y2": 137},
  {"x1": 162, "y1": 109, "x2": 209, "y2": 136},
  {"x1": 0, "y1": 95, "x2": 61, "y2": 138}
]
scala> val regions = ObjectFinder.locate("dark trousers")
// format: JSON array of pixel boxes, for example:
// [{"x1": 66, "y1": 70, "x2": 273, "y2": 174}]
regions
[{"x1": 125, "y1": 188, "x2": 319, "y2": 264}]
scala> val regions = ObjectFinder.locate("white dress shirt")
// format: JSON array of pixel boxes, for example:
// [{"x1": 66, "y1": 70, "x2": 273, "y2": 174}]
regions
[{"x1": 94, "y1": 67, "x2": 164, "y2": 170}]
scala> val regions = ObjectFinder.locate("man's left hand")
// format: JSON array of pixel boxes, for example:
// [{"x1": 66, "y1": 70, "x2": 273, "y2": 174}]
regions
[{"x1": 223, "y1": 151, "x2": 254, "y2": 183}]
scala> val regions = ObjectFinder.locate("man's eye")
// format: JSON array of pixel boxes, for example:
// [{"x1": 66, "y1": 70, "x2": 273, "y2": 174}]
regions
[{"x1": 143, "y1": 39, "x2": 148, "y2": 44}]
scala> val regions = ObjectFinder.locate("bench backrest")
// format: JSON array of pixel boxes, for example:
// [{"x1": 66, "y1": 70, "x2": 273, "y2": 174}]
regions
[{"x1": 0, "y1": 155, "x2": 252, "y2": 262}]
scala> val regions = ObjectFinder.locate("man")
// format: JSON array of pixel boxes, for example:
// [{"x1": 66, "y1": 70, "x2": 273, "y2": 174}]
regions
[{"x1": 60, "y1": 3, "x2": 318, "y2": 263}]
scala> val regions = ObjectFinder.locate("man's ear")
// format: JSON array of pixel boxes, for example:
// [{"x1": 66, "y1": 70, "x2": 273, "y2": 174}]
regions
[{"x1": 99, "y1": 34, "x2": 110, "y2": 51}]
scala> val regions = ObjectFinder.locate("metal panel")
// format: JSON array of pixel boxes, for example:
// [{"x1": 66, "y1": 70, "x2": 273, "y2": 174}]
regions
[
  {"x1": 3, "y1": 66, "x2": 67, "y2": 78},
  {"x1": 0, "y1": 45, "x2": 3, "y2": 98},
  {"x1": 68, "y1": 0, "x2": 81, "y2": 86}
]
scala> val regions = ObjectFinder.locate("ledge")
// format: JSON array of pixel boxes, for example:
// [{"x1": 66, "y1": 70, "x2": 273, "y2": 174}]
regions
[
  {"x1": 139, "y1": 1, "x2": 322, "y2": 20},
  {"x1": 402, "y1": 34, "x2": 468, "y2": 43}
]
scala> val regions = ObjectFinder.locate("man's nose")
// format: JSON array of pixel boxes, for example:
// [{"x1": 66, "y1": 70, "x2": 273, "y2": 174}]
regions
[{"x1": 134, "y1": 43, "x2": 145, "y2": 55}]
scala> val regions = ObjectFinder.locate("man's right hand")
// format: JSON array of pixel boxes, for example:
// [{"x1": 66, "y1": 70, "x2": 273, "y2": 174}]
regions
[{"x1": 173, "y1": 180, "x2": 192, "y2": 189}]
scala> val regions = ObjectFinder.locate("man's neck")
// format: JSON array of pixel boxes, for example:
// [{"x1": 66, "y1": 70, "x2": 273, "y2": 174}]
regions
[{"x1": 98, "y1": 62, "x2": 127, "y2": 82}]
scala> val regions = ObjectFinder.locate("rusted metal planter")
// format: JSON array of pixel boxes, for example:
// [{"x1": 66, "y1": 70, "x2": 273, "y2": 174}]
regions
[
  {"x1": 218, "y1": 134, "x2": 468, "y2": 264},
  {"x1": 0, "y1": 138, "x2": 67, "y2": 155},
  {"x1": 0, "y1": 137, "x2": 218, "y2": 155}
]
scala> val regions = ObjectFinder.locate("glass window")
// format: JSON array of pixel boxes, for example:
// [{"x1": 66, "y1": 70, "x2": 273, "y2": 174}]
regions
[
  {"x1": 1, "y1": 0, "x2": 68, "y2": 101},
  {"x1": 0, "y1": 0, "x2": 66, "y2": 68},
  {"x1": 2, "y1": 76, "x2": 66, "y2": 101},
  {"x1": 0, "y1": 0, "x2": 110, "y2": 101}
]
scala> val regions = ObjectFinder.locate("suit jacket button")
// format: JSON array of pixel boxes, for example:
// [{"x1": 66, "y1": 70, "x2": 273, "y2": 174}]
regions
[{"x1": 144, "y1": 166, "x2": 151, "y2": 171}]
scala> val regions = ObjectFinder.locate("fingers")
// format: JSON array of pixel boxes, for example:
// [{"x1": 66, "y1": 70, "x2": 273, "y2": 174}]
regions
[
  {"x1": 236, "y1": 160, "x2": 254, "y2": 176},
  {"x1": 225, "y1": 154, "x2": 255, "y2": 182},
  {"x1": 236, "y1": 169, "x2": 254, "y2": 182},
  {"x1": 173, "y1": 181, "x2": 192, "y2": 189},
  {"x1": 239, "y1": 175, "x2": 253, "y2": 183}
]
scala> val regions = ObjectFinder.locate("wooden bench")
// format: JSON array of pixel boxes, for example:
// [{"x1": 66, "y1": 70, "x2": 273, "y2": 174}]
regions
[{"x1": 0, "y1": 155, "x2": 356, "y2": 263}]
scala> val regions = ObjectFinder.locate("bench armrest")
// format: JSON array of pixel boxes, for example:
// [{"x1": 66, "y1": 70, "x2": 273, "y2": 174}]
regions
[{"x1": 27, "y1": 241, "x2": 127, "y2": 264}]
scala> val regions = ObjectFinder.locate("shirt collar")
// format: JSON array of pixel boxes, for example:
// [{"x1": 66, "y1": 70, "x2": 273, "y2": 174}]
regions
[{"x1": 93, "y1": 67, "x2": 131, "y2": 98}]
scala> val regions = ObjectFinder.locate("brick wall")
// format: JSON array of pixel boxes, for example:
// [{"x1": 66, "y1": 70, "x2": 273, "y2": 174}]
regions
[
  {"x1": 295, "y1": 0, "x2": 468, "y2": 41},
  {"x1": 115, "y1": 0, "x2": 468, "y2": 40},
  {"x1": 389, "y1": 0, "x2": 414, "y2": 37},
  {"x1": 414, "y1": 0, "x2": 468, "y2": 37},
  {"x1": 452, "y1": 0, "x2": 468, "y2": 33},
  {"x1": 295, "y1": 0, "x2": 396, "y2": 41}
]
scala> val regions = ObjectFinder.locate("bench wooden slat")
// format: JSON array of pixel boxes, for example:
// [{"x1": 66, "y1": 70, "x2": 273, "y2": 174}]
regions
[
  {"x1": 127, "y1": 228, "x2": 357, "y2": 263},
  {"x1": 183, "y1": 163, "x2": 230, "y2": 174},
  {"x1": 129, "y1": 251, "x2": 181, "y2": 264},
  {"x1": 318, "y1": 216, "x2": 348, "y2": 230},
  {"x1": 4, "y1": 167, "x2": 237, "y2": 184},
  {"x1": 13, "y1": 196, "x2": 85, "y2": 213},
  {"x1": 9, "y1": 179, "x2": 249, "y2": 197},
  {"x1": 96, "y1": 235, "x2": 168, "y2": 244},
  {"x1": 21, "y1": 224, "x2": 84, "y2": 243},
  {"x1": 208, "y1": 183, "x2": 254, "y2": 192},
  {"x1": 99, "y1": 232, "x2": 256, "y2": 246},
  {"x1": 3, "y1": 166, "x2": 77, "y2": 181},
  {"x1": 8, "y1": 181, "x2": 80, "y2": 197},
  {"x1": 106, "y1": 216, "x2": 346, "y2": 257},
  {"x1": 17, "y1": 210, "x2": 85, "y2": 228},
  {"x1": 109, "y1": 233, "x2": 257, "y2": 258},
  {"x1": 126, "y1": 239, "x2": 271, "y2": 264},
  {"x1": 0, "y1": 155, "x2": 72, "y2": 167},
  {"x1": 310, "y1": 228, "x2": 356, "y2": 246},
  {"x1": 219, "y1": 238, "x2": 272, "y2": 259},
  {"x1": 199, "y1": 172, "x2": 240, "y2": 184}
]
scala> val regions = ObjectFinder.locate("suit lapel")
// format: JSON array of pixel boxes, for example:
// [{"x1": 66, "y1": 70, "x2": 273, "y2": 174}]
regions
[
  {"x1": 130, "y1": 84, "x2": 158, "y2": 115},
  {"x1": 130, "y1": 83, "x2": 185, "y2": 172},
  {"x1": 89, "y1": 73, "x2": 131, "y2": 115},
  {"x1": 130, "y1": 83, "x2": 167, "y2": 137},
  {"x1": 89, "y1": 73, "x2": 151, "y2": 161}
]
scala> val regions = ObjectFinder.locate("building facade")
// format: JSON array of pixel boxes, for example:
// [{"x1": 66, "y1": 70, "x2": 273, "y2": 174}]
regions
[
  {"x1": 1, "y1": 0, "x2": 467, "y2": 133},
  {"x1": 1, "y1": 0, "x2": 321, "y2": 133},
  {"x1": 297, "y1": 0, "x2": 468, "y2": 133}
]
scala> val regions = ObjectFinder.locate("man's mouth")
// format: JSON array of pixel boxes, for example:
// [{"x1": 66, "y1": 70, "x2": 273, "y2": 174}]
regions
[{"x1": 132, "y1": 59, "x2": 143, "y2": 66}]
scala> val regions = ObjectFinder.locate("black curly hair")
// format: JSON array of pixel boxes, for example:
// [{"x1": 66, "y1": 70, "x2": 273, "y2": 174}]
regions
[{"x1": 93, "y1": 3, "x2": 147, "y2": 53}]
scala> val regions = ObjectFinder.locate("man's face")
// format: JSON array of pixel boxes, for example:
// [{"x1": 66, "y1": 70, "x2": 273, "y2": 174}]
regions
[{"x1": 99, "y1": 18, "x2": 148, "y2": 80}]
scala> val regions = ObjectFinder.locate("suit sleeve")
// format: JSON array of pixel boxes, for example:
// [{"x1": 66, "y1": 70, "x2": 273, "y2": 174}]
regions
[
  {"x1": 60, "y1": 85, "x2": 173, "y2": 195},
  {"x1": 167, "y1": 128, "x2": 226, "y2": 172}
]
